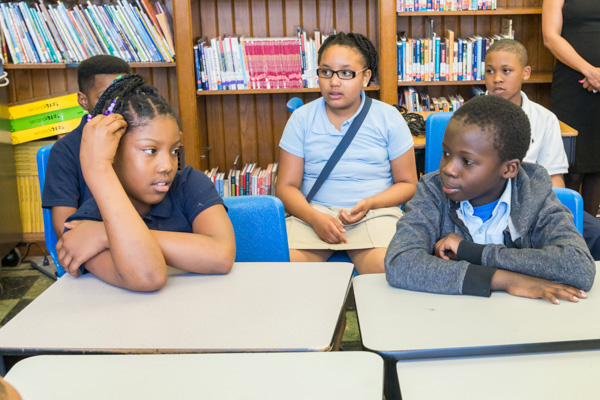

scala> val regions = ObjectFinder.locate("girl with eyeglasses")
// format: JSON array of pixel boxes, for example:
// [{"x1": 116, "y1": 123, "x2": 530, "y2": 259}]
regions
[{"x1": 276, "y1": 32, "x2": 418, "y2": 274}]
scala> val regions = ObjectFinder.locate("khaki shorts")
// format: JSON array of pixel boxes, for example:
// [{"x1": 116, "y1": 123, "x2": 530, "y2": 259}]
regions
[{"x1": 286, "y1": 202, "x2": 403, "y2": 250}]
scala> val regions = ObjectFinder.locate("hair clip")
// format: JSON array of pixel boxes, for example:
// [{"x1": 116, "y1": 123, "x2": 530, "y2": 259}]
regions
[
  {"x1": 113, "y1": 75, "x2": 123, "y2": 83},
  {"x1": 104, "y1": 97, "x2": 118, "y2": 116}
]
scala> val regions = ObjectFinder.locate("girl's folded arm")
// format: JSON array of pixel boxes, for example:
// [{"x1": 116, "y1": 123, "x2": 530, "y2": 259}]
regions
[{"x1": 150, "y1": 204, "x2": 236, "y2": 274}]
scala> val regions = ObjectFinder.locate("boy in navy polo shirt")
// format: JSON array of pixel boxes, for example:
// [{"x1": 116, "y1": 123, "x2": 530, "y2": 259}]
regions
[
  {"x1": 385, "y1": 96, "x2": 595, "y2": 304},
  {"x1": 42, "y1": 55, "x2": 131, "y2": 239}
]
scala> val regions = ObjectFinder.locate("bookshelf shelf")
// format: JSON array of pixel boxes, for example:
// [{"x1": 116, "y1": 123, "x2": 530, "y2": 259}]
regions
[
  {"x1": 4, "y1": 62, "x2": 176, "y2": 70},
  {"x1": 391, "y1": 1, "x2": 554, "y2": 110},
  {"x1": 197, "y1": 86, "x2": 381, "y2": 96},
  {"x1": 397, "y1": 72, "x2": 553, "y2": 86},
  {"x1": 397, "y1": 7, "x2": 542, "y2": 16}
]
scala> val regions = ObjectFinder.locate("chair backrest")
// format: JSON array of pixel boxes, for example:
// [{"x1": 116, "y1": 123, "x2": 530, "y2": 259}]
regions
[
  {"x1": 223, "y1": 195, "x2": 290, "y2": 262},
  {"x1": 36, "y1": 144, "x2": 66, "y2": 277},
  {"x1": 424, "y1": 112, "x2": 454, "y2": 175},
  {"x1": 286, "y1": 97, "x2": 304, "y2": 113},
  {"x1": 552, "y1": 187, "x2": 584, "y2": 234}
]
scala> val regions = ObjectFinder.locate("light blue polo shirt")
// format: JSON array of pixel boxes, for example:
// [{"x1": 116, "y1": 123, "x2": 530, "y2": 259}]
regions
[
  {"x1": 457, "y1": 179, "x2": 512, "y2": 245},
  {"x1": 279, "y1": 91, "x2": 413, "y2": 208}
]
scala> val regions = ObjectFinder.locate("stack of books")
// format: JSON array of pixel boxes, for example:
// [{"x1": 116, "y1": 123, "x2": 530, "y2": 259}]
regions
[
  {"x1": 194, "y1": 28, "x2": 330, "y2": 91},
  {"x1": 9, "y1": 93, "x2": 85, "y2": 145},
  {"x1": 14, "y1": 139, "x2": 56, "y2": 233},
  {"x1": 0, "y1": 1, "x2": 175, "y2": 64},
  {"x1": 399, "y1": 88, "x2": 465, "y2": 112},
  {"x1": 397, "y1": 0, "x2": 497, "y2": 12},
  {"x1": 204, "y1": 163, "x2": 279, "y2": 197}
]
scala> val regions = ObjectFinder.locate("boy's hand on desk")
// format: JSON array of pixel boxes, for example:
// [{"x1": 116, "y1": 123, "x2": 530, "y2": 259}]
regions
[
  {"x1": 491, "y1": 270, "x2": 587, "y2": 305},
  {"x1": 434, "y1": 233, "x2": 462, "y2": 260},
  {"x1": 339, "y1": 199, "x2": 372, "y2": 225},
  {"x1": 56, "y1": 221, "x2": 109, "y2": 276},
  {"x1": 309, "y1": 211, "x2": 348, "y2": 245}
]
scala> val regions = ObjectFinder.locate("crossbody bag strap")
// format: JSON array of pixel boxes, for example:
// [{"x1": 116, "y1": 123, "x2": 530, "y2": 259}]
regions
[{"x1": 305, "y1": 96, "x2": 373, "y2": 203}]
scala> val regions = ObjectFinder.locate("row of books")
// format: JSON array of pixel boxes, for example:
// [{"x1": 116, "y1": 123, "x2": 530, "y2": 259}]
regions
[
  {"x1": 0, "y1": 1, "x2": 175, "y2": 64},
  {"x1": 204, "y1": 163, "x2": 279, "y2": 197},
  {"x1": 193, "y1": 29, "x2": 328, "y2": 91},
  {"x1": 400, "y1": 87, "x2": 466, "y2": 112},
  {"x1": 397, "y1": 0, "x2": 497, "y2": 12},
  {"x1": 397, "y1": 30, "x2": 510, "y2": 82}
]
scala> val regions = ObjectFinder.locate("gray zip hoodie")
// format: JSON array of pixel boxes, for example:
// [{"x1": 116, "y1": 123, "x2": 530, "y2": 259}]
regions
[{"x1": 385, "y1": 163, "x2": 595, "y2": 297}]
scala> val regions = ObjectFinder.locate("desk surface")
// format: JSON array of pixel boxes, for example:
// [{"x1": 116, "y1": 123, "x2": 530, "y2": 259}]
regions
[
  {"x1": 354, "y1": 267, "x2": 600, "y2": 359},
  {"x1": 4, "y1": 352, "x2": 383, "y2": 400},
  {"x1": 397, "y1": 350, "x2": 600, "y2": 399},
  {"x1": 411, "y1": 113, "x2": 577, "y2": 149},
  {"x1": 0, "y1": 262, "x2": 353, "y2": 354}
]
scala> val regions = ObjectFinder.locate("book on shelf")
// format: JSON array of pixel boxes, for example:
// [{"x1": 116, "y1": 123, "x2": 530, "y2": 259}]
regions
[
  {"x1": 0, "y1": 1, "x2": 175, "y2": 65},
  {"x1": 193, "y1": 29, "x2": 328, "y2": 91},
  {"x1": 397, "y1": 0, "x2": 496, "y2": 12},
  {"x1": 399, "y1": 87, "x2": 465, "y2": 112},
  {"x1": 397, "y1": 29, "x2": 510, "y2": 83},
  {"x1": 204, "y1": 162, "x2": 279, "y2": 197},
  {"x1": 8, "y1": 92, "x2": 86, "y2": 144}
]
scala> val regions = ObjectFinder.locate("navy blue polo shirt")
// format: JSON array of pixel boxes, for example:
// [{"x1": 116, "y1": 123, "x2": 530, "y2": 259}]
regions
[
  {"x1": 66, "y1": 166, "x2": 224, "y2": 232},
  {"x1": 42, "y1": 116, "x2": 91, "y2": 209}
]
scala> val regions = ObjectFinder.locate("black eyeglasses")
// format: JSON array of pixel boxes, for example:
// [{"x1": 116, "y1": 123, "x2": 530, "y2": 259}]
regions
[{"x1": 316, "y1": 68, "x2": 368, "y2": 80}]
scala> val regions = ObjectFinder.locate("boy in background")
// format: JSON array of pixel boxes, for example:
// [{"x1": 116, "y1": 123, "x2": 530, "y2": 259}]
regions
[
  {"x1": 42, "y1": 55, "x2": 131, "y2": 239},
  {"x1": 484, "y1": 39, "x2": 600, "y2": 259},
  {"x1": 385, "y1": 95, "x2": 595, "y2": 304}
]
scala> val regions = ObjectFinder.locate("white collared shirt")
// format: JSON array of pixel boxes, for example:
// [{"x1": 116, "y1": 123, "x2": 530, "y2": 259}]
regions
[{"x1": 457, "y1": 180, "x2": 512, "y2": 245}]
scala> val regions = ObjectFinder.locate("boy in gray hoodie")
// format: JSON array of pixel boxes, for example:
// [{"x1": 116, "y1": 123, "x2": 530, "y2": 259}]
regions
[{"x1": 385, "y1": 95, "x2": 595, "y2": 304}]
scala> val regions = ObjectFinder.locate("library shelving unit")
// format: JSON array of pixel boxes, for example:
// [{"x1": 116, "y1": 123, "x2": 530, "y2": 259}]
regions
[
  {"x1": 173, "y1": 0, "x2": 386, "y2": 170},
  {"x1": 389, "y1": 0, "x2": 554, "y2": 109},
  {"x1": 3, "y1": 0, "x2": 179, "y2": 126}
]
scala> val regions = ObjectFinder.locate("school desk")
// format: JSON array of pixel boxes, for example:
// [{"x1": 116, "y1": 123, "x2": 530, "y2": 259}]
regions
[
  {"x1": 0, "y1": 262, "x2": 353, "y2": 359},
  {"x1": 396, "y1": 350, "x2": 600, "y2": 399},
  {"x1": 4, "y1": 352, "x2": 383, "y2": 400},
  {"x1": 353, "y1": 264, "x2": 600, "y2": 399}
]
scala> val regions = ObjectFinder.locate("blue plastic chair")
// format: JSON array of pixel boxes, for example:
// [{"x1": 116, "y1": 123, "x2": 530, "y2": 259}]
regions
[
  {"x1": 286, "y1": 97, "x2": 304, "y2": 113},
  {"x1": 424, "y1": 112, "x2": 454, "y2": 174},
  {"x1": 553, "y1": 187, "x2": 584, "y2": 234},
  {"x1": 36, "y1": 144, "x2": 66, "y2": 277},
  {"x1": 223, "y1": 195, "x2": 290, "y2": 262}
]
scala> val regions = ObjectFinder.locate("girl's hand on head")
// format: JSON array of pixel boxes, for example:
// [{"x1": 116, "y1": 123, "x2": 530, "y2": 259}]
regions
[
  {"x1": 433, "y1": 233, "x2": 462, "y2": 260},
  {"x1": 339, "y1": 198, "x2": 372, "y2": 225},
  {"x1": 80, "y1": 114, "x2": 128, "y2": 172},
  {"x1": 492, "y1": 270, "x2": 587, "y2": 305},
  {"x1": 56, "y1": 220, "x2": 109, "y2": 276},
  {"x1": 309, "y1": 211, "x2": 348, "y2": 244}
]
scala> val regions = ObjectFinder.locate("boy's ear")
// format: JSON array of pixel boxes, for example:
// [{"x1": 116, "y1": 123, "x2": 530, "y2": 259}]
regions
[
  {"x1": 522, "y1": 65, "x2": 531, "y2": 82},
  {"x1": 77, "y1": 92, "x2": 89, "y2": 112},
  {"x1": 502, "y1": 159, "x2": 521, "y2": 179}
]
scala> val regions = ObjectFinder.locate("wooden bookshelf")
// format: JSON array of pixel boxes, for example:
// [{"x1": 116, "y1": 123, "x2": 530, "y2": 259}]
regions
[
  {"x1": 174, "y1": 0, "x2": 380, "y2": 170},
  {"x1": 390, "y1": 0, "x2": 553, "y2": 109},
  {"x1": 4, "y1": 1, "x2": 556, "y2": 172}
]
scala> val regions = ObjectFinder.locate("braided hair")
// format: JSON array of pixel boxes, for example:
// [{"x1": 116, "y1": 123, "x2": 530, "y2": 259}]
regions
[
  {"x1": 90, "y1": 74, "x2": 180, "y2": 133},
  {"x1": 317, "y1": 32, "x2": 378, "y2": 85}
]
